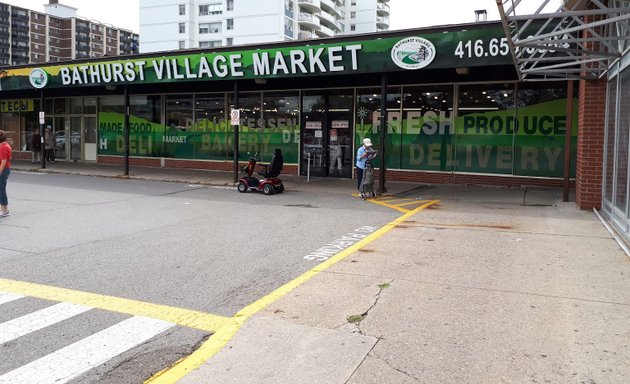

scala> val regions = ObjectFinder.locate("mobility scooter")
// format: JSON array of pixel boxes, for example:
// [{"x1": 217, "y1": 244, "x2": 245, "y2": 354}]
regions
[{"x1": 237, "y1": 148, "x2": 284, "y2": 195}]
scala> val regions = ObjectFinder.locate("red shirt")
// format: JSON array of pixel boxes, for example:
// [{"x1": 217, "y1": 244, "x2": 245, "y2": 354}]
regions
[{"x1": 0, "y1": 142, "x2": 11, "y2": 169}]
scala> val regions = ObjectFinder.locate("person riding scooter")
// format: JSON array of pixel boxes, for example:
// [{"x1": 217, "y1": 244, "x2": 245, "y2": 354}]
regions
[{"x1": 237, "y1": 148, "x2": 284, "y2": 195}]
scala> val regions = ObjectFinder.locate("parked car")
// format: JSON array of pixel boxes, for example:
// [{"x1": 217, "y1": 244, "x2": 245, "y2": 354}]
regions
[{"x1": 55, "y1": 131, "x2": 80, "y2": 150}]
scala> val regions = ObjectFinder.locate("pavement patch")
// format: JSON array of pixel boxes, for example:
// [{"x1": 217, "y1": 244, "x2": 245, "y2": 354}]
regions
[{"x1": 175, "y1": 316, "x2": 377, "y2": 384}]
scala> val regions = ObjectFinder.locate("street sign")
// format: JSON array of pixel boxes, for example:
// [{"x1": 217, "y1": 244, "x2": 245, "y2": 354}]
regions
[{"x1": 230, "y1": 109, "x2": 240, "y2": 125}]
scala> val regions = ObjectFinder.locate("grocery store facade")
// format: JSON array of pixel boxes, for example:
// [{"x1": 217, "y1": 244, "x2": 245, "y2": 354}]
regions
[{"x1": 1, "y1": 21, "x2": 578, "y2": 186}]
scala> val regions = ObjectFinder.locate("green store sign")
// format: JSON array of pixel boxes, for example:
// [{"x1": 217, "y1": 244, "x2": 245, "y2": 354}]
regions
[{"x1": 1, "y1": 27, "x2": 513, "y2": 91}]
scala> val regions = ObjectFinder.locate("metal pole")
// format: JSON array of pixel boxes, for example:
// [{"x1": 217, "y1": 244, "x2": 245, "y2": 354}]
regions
[
  {"x1": 307, "y1": 152, "x2": 311, "y2": 182},
  {"x1": 563, "y1": 80, "x2": 574, "y2": 202},
  {"x1": 233, "y1": 81, "x2": 239, "y2": 183},
  {"x1": 123, "y1": 85, "x2": 130, "y2": 176},
  {"x1": 379, "y1": 73, "x2": 387, "y2": 194},
  {"x1": 40, "y1": 90, "x2": 46, "y2": 169}
]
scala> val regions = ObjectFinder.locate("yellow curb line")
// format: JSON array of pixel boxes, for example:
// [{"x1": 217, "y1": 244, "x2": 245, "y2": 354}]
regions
[
  {"x1": 394, "y1": 200, "x2": 434, "y2": 207},
  {"x1": 0, "y1": 278, "x2": 228, "y2": 333},
  {"x1": 367, "y1": 198, "x2": 410, "y2": 213},
  {"x1": 373, "y1": 197, "x2": 413, "y2": 203},
  {"x1": 146, "y1": 199, "x2": 440, "y2": 383}
]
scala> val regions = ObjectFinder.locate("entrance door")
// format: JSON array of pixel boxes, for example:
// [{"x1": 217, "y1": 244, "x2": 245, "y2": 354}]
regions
[
  {"x1": 70, "y1": 116, "x2": 82, "y2": 161},
  {"x1": 327, "y1": 112, "x2": 353, "y2": 178},
  {"x1": 301, "y1": 112, "x2": 327, "y2": 177},
  {"x1": 300, "y1": 111, "x2": 353, "y2": 178},
  {"x1": 301, "y1": 91, "x2": 354, "y2": 178},
  {"x1": 84, "y1": 116, "x2": 97, "y2": 161},
  {"x1": 53, "y1": 117, "x2": 67, "y2": 161}
]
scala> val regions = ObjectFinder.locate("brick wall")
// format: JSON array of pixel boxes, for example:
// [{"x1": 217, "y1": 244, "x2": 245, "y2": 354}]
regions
[
  {"x1": 575, "y1": 79, "x2": 606, "y2": 210},
  {"x1": 99, "y1": 155, "x2": 569, "y2": 189},
  {"x1": 98, "y1": 156, "x2": 299, "y2": 176}
]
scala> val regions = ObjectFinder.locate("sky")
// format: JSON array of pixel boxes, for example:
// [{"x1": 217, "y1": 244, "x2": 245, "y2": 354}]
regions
[{"x1": 3, "y1": 0, "x2": 557, "y2": 33}]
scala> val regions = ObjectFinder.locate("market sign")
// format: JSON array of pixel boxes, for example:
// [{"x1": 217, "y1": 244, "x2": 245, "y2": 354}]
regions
[{"x1": 0, "y1": 26, "x2": 514, "y2": 91}]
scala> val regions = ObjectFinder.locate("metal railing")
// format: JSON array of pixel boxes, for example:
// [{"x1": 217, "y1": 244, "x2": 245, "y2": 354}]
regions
[{"x1": 496, "y1": 0, "x2": 630, "y2": 81}]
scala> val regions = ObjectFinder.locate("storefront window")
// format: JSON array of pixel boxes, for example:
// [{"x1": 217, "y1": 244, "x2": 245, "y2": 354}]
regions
[
  {"x1": 0, "y1": 99, "x2": 39, "y2": 151},
  {"x1": 70, "y1": 98, "x2": 82, "y2": 114},
  {"x1": 262, "y1": 92, "x2": 299, "y2": 163},
  {"x1": 193, "y1": 94, "x2": 228, "y2": 160},
  {"x1": 99, "y1": 95, "x2": 124, "y2": 113},
  {"x1": 614, "y1": 68, "x2": 630, "y2": 213},
  {"x1": 165, "y1": 95, "x2": 193, "y2": 130},
  {"x1": 54, "y1": 98, "x2": 67, "y2": 114},
  {"x1": 98, "y1": 95, "x2": 125, "y2": 156},
  {"x1": 84, "y1": 98, "x2": 97, "y2": 115},
  {"x1": 130, "y1": 95, "x2": 162, "y2": 156},
  {"x1": 400, "y1": 86, "x2": 454, "y2": 171},
  {"x1": 603, "y1": 79, "x2": 617, "y2": 205},
  {"x1": 163, "y1": 95, "x2": 193, "y2": 158},
  {"x1": 513, "y1": 84, "x2": 573, "y2": 177},
  {"x1": 302, "y1": 94, "x2": 325, "y2": 113},
  {"x1": 231, "y1": 93, "x2": 262, "y2": 161},
  {"x1": 356, "y1": 87, "x2": 401, "y2": 169},
  {"x1": 45, "y1": 99, "x2": 53, "y2": 115},
  {"x1": 455, "y1": 84, "x2": 516, "y2": 175}
]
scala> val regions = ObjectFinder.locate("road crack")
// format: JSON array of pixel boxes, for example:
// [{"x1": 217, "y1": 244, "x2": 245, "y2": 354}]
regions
[{"x1": 346, "y1": 280, "x2": 392, "y2": 335}]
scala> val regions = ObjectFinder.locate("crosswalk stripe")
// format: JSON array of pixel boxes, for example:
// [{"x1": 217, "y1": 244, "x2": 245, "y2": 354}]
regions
[
  {"x1": 0, "y1": 302, "x2": 92, "y2": 345},
  {"x1": 0, "y1": 316, "x2": 174, "y2": 384},
  {"x1": 0, "y1": 291, "x2": 24, "y2": 305}
]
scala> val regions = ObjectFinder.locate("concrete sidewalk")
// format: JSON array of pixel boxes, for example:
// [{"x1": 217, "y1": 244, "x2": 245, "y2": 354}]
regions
[{"x1": 11, "y1": 161, "x2": 630, "y2": 383}]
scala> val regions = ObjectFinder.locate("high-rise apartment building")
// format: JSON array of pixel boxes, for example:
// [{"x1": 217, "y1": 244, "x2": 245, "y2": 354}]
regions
[
  {"x1": 140, "y1": 0, "x2": 389, "y2": 53},
  {"x1": 0, "y1": 0, "x2": 139, "y2": 67}
]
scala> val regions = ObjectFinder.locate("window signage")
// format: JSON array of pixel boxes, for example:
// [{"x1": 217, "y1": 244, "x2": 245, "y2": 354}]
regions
[
  {"x1": 0, "y1": 99, "x2": 34, "y2": 112},
  {"x1": 0, "y1": 26, "x2": 520, "y2": 91}
]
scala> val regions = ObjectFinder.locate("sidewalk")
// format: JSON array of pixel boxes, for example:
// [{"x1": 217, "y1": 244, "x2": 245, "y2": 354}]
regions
[{"x1": 12, "y1": 160, "x2": 630, "y2": 383}]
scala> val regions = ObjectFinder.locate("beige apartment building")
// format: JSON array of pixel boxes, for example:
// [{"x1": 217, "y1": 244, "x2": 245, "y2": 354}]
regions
[{"x1": 0, "y1": 0, "x2": 138, "y2": 66}]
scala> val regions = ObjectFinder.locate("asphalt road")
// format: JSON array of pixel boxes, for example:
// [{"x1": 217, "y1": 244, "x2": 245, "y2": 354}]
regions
[{"x1": 0, "y1": 171, "x2": 400, "y2": 383}]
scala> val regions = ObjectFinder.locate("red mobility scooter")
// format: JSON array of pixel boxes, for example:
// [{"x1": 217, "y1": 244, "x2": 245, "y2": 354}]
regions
[{"x1": 237, "y1": 148, "x2": 284, "y2": 195}]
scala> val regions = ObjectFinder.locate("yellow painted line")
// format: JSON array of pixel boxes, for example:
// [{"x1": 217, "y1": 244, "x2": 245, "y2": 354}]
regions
[
  {"x1": 374, "y1": 197, "x2": 413, "y2": 203},
  {"x1": 146, "y1": 199, "x2": 440, "y2": 384},
  {"x1": 368, "y1": 198, "x2": 410, "y2": 213},
  {"x1": 0, "y1": 278, "x2": 228, "y2": 332},
  {"x1": 394, "y1": 200, "x2": 433, "y2": 208}
]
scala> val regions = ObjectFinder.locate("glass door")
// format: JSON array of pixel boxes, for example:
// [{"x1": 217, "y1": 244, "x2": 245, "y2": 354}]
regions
[
  {"x1": 70, "y1": 116, "x2": 82, "y2": 161},
  {"x1": 84, "y1": 116, "x2": 97, "y2": 161},
  {"x1": 301, "y1": 91, "x2": 354, "y2": 178},
  {"x1": 54, "y1": 116, "x2": 67, "y2": 161},
  {"x1": 301, "y1": 112, "x2": 327, "y2": 177}
]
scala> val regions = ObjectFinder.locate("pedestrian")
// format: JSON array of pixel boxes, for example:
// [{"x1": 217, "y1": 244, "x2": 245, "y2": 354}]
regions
[
  {"x1": 356, "y1": 137, "x2": 373, "y2": 191},
  {"x1": 359, "y1": 146, "x2": 378, "y2": 199},
  {"x1": 31, "y1": 130, "x2": 41, "y2": 164},
  {"x1": 44, "y1": 127, "x2": 55, "y2": 163},
  {"x1": 329, "y1": 141, "x2": 343, "y2": 175},
  {"x1": 0, "y1": 130, "x2": 11, "y2": 217}
]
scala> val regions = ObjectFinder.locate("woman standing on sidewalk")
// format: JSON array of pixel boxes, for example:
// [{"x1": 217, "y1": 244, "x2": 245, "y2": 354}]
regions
[
  {"x1": 44, "y1": 127, "x2": 55, "y2": 163},
  {"x1": 0, "y1": 130, "x2": 11, "y2": 217}
]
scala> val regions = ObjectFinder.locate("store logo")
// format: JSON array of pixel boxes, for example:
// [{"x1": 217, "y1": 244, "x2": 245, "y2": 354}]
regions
[
  {"x1": 391, "y1": 37, "x2": 436, "y2": 70},
  {"x1": 29, "y1": 68, "x2": 48, "y2": 89}
]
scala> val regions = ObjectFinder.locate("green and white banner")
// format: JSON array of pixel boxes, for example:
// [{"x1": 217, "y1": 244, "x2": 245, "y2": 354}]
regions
[
  {"x1": 98, "y1": 112, "x2": 300, "y2": 163},
  {"x1": 2, "y1": 26, "x2": 513, "y2": 91},
  {"x1": 355, "y1": 99, "x2": 578, "y2": 177}
]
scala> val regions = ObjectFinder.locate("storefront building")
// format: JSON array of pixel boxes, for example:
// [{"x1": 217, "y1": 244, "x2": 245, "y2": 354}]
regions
[{"x1": 0, "y1": 20, "x2": 579, "y2": 192}]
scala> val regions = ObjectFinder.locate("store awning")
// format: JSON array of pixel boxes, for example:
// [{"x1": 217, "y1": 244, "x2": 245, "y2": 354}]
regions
[{"x1": 496, "y1": 0, "x2": 630, "y2": 81}]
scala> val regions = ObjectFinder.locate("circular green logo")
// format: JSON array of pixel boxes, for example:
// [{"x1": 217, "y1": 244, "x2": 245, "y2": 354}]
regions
[
  {"x1": 391, "y1": 37, "x2": 436, "y2": 70},
  {"x1": 29, "y1": 68, "x2": 48, "y2": 89}
]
